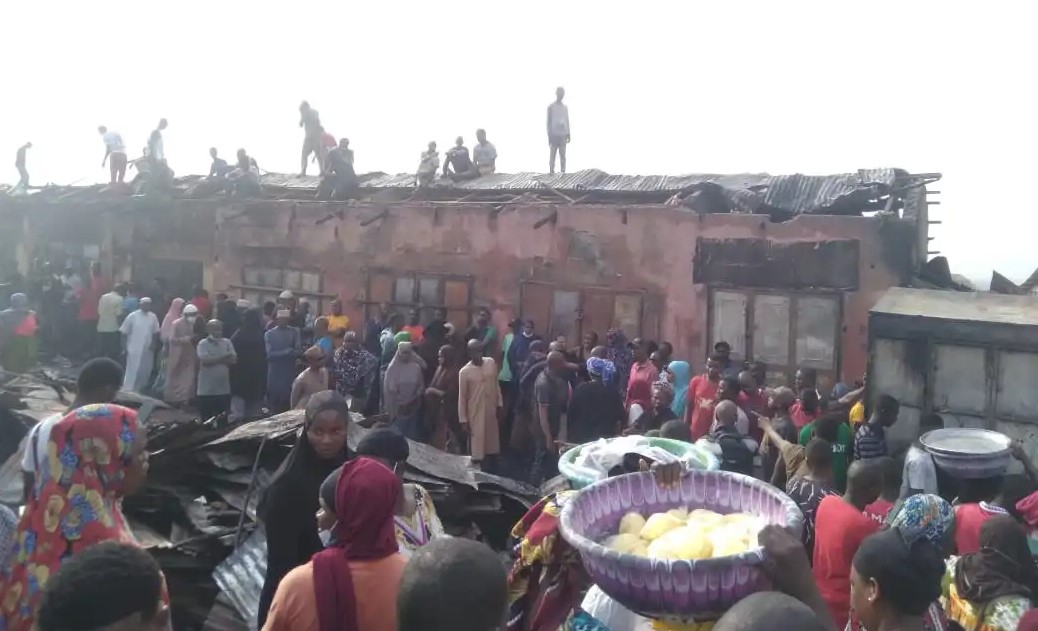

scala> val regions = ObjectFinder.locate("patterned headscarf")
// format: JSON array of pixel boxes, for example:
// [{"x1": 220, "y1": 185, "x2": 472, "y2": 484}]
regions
[
  {"x1": 604, "y1": 329, "x2": 632, "y2": 391},
  {"x1": 585, "y1": 357, "x2": 616, "y2": 386},
  {"x1": 889, "y1": 493, "x2": 954, "y2": 548}
]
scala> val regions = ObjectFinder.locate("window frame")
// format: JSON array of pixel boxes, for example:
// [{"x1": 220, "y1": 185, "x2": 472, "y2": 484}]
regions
[
  {"x1": 519, "y1": 281, "x2": 652, "y2": 343},
  {"x1": 232, "y1": 266, "x2": 331, "y2": 313}
]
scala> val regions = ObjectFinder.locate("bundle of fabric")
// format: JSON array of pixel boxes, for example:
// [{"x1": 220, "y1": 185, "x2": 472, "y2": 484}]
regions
[{"x1": 507, "y1": 491, "x2": 586, "y2": 631}]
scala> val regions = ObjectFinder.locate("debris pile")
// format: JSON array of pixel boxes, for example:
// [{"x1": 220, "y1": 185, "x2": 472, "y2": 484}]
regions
[{"x1": 0, "y1": 369, "x2": 538, "y2": 631}]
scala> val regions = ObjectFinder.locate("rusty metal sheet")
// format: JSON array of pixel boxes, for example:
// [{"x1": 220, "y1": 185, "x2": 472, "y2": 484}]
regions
[
  {"x1": 933, "y1": 344, "x2": 988, "y2": 416},
  {"x1": 444, "y1": 279, "x2": 470, "y2": 309},
  {"x1": 519, "y1": 283, "x2": 553, "y2": 334}
]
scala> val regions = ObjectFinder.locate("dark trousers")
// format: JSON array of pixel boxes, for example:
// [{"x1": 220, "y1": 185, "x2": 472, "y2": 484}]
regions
[
  {"x1": 198, "y1": 394, "x2": 231, "y2": 422},
  {"x1": 78, "y1": 319, "x2": 97, "y2": 358},
  {"x1": 98, "y1": 332, "x2": 122, "y2": 362},
  {"x1": 528, "y1": 436, "x2": 559, "y2": 486}
]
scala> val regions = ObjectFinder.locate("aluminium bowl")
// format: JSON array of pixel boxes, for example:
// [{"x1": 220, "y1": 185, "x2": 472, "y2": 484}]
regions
[{"x1": 920, "y1": 427, "x2": 1012, "y2": 479}]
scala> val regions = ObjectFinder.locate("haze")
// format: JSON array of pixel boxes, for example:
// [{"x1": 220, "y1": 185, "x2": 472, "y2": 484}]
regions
[{"x1": 2, "y1": 1, "x2": 1032, "y2": 285}]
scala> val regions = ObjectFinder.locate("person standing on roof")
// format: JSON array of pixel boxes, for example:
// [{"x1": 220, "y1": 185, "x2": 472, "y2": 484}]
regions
[
  {"x1": 98, "y1": 126, "x2": 128, "y2": 184},
  {"x1": 148, "y1": 119, "x2": 167, "y2": 166},
  {"x1": 15, "y1": 142, "x2": 31, "y2": 189},
  {"x1": 473, "y1": 129, "x2": 497, "y2": 176},
  {"x1": 547, "y1": 87, "x2": 570, "y2": 174},
  {"x1": 299, "y1": 101, "x2": 324, "y2": 176}
]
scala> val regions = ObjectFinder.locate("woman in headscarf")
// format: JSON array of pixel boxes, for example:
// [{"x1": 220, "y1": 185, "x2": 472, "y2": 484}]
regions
[
  {"x1": 230, "y1": 307, "x2": 268, "y2": 422},
  {"x1": 846, "y1": 494, "x2": 955, "y2": 631},
  {"x1": 216, "y1": 297, "x2": 243, "y2": 339},
  {"x1": 334, "y1": 332, "x2": 379, "y2": 413},
  {"x1": 666, "y1": 360, "x2": 691, "y2": 421},
  {"x1": 850, "y1": 527, "x2": 946, "y2": 631},
  {"x1": 163, "y1": 302, "x2": 199, "y2": 406},
  {"x1": 262, "y1": 458, "x2": 406, "y2": 631},
  {"x1": 383, "y1": 342, "x2": 426, "y2": 441},
  {"x1": 0, "y1": 404, "x2": 165, "y2": 631},
  {"x1": 424, "y1": 345, "x2": 461, "y2": 452},
  {"x1": 0, "y1": 293, "x2": 38, "y2": 373},
  {"x1": 567, "y1": 357, "x2": 625, "y2": 443},
  {"x1": 942, "y1": 515, "x2": 1037, "y2": 631},
  {"x1": 257, "y1": 391, "x2": 352, "y2": 629},
  {"x1": 604, "y1": 328, "x2": 633, "y2": 395},
  {"x1": 151, "y1": 297, "x2": 184, "y2": 396},
  {"x1": 354, "y1": 429, "x2": 446, "y2": 558}
]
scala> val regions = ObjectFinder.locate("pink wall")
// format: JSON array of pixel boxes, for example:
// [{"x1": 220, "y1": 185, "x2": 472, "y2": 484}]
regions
[{"x1": 202, "y1": 201, "x2": 904, "y2": 380}]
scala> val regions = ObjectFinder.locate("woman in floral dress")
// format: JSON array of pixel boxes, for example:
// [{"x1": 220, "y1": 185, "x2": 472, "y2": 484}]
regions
[{"x1": 0, "y1": 404, "x2": 165, "y2": 631}]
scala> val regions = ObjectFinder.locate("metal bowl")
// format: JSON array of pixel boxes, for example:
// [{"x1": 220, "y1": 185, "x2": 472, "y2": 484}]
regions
[
  {"x1": 558, "y1": 469, "x2": 803, "y2": 621},
  {"x1": 920, "y1": 428, "x2": 1012, "y2": 479}
]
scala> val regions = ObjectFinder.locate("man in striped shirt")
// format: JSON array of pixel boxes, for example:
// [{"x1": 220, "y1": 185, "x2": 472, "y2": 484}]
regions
[{"x1": 853, "y1": 394, "x2": 899, "y2": 460}]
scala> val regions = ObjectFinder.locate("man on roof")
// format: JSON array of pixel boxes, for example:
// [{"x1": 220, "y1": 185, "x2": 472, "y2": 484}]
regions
[
  {"x1": 299, "y1": 101, "x2": 324, "y2": 176},
  {"x1": 443, "y1": 136, "x2": 477, "y2": 182},
  {"x1": 473, "y1": 128, "x2": 497, "y2": 176}
]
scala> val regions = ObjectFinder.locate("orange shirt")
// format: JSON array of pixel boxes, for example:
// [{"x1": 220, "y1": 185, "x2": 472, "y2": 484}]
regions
[
  {"x1": 262, "y1": 554, "x2": 407, "y2": 631},
  {"x1": 688, "y1": 375, "x2": 720, "y2": 441}
]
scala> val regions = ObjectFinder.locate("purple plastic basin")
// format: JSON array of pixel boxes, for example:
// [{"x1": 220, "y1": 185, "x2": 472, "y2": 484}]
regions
[{"x1": 558, "y1": 469, "x2": 803, "y2": 621}]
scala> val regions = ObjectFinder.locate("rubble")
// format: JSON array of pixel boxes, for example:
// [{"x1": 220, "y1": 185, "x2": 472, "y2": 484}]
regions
[{"x1": 0, "y1": 369, "x2": 539, "y2": 631}]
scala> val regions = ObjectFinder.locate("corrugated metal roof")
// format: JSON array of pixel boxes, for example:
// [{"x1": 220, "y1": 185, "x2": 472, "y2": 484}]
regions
[
  {"x1": 5, "y1": 167, "x2": 927, "y2": 216},
  {"x1": 871, "y1": 287, "x2": 1038, "y2": 327}
]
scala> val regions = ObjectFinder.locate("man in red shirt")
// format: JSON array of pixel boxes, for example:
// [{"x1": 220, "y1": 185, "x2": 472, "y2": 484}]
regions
[
  {"x1": 813, "y1": 459, "x2": 882, "y2": 629},
  {"x1": 76, "y1": 262, "x2": 108, "y2": 359},
  {"x1": 687, "y1": 353, "x2": 723, "y2": 440}
]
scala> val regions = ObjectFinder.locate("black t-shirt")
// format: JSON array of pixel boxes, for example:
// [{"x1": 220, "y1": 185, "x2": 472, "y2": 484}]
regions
[
  {"x1": 634, "y1": 406, "x2": 678, "y2": 434},
  {"x1": 786, "y1": 476, "x2": 836, "y2": 554},
  {"x1": 534, "y1": 371, "x2": 569, "y2": 438},
  {"x1": 568, "y1": 381, "x2": 625, "y2": 443}
]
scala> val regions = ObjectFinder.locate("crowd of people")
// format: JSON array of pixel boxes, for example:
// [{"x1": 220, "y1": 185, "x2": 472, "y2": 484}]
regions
[
  {"x1": 8, "y1": 87, "x2": 573, "y2": 198},
  {"x1": 5, "y1": 272, "x2": 1038, "y2": 631}
]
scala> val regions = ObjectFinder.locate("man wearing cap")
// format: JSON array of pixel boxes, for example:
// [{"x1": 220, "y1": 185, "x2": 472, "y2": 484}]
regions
[
  {"x1": 165, "y1": 303, "x2": 200, "y2": 405},
  {"x1": 119, "y1": 297, "x2": 161, "y2": 392},
  {"x1": 265, "y1": 308, "x2": 301, "y2": 412}
]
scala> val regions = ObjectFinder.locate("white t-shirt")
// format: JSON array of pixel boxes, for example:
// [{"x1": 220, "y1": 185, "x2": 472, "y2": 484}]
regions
[
  {"x1": 20, "y1": 413, "x2": 63, "y2": 476},
  {"x1": 97, "y1": 291, "x2": 124, "y2": 333},
  {"x1": 103, "y1": 131, "x2": 126, "y2": 154},
  {"x1": 900, "y1": 444, "x2": 938, "y2": 497}
]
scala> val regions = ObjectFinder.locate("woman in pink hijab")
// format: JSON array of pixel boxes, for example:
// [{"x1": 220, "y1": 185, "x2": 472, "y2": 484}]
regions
[{"x1": 151, "y1": 298, "x2": 184, "y2": 397}]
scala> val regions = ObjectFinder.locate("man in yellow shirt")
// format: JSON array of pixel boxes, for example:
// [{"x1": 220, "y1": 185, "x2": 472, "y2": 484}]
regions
[{"x1": 326, "y1": 298, "x2": 350, "y2": 333}]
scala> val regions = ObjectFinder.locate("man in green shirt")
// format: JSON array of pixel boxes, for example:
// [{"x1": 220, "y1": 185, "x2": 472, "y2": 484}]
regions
[{"x1": 798, "y1": 411, "x2": 853, "y2": 493}]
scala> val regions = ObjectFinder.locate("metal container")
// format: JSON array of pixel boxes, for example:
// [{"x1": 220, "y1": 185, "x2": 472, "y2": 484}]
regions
[{"x1": 920, "y1": 428, "x2": 1012, "y2": 479}]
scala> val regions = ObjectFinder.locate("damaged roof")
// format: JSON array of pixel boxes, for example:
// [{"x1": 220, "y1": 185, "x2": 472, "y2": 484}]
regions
[{"x1": 3, "y1": 167, "x2": 938, "y2": 217}]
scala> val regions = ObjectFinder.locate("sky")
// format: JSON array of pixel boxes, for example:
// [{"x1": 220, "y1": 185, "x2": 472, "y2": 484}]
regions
[{"x1": 2, "y1": 1, "x2": 1034, "y2": 284}]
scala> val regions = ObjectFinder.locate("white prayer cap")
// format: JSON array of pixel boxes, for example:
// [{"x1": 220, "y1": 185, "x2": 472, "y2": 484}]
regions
[
  {"x1": 276, "y1": 309, "x2": 291, "y2": 318},
  {"x1": 183, "y1": 304, "x2": 199, "y2": 315},
  {"x1": 139, "y1": 297, "x2": 152, "y2": 305},
  {"x1": 236, "y1": 299, "x2": 251, "y2": 309},
  {"x1": 278, "y1": 290, "x2": 295, "y2": 300}
]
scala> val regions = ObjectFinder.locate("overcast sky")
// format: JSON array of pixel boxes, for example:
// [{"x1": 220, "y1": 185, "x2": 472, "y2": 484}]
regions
[{"x1": 2, "y1": 1, "x2": 1033, "y2": 284}]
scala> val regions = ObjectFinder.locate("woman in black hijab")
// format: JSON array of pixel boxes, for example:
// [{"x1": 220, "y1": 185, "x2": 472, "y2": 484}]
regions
[
  {"x1": 256, "y1": 390, "x2": 353, "y2": 628},
  {"x1": 946, "y1": 515, "x2": 1038, "y2": 631},
  {"x1": 230, "y1": 308, "x2": 267, "y2": 422},
  {"x1": 850, "y1": 528, "x2": 945, "y2": 631}
]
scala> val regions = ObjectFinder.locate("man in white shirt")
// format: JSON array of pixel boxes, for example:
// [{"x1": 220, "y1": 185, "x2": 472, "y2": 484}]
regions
[
  {"x1": 21, "y1": 357, "x2": 123, "y2": 502},
  {"x1": 120, "y1": 297, "x2": 161, "y2": 392},
  {"x1": 901, "y1": 412, "x2": 943, "y2": 498},
  {"x1": 97, "y1": 284, "x2": 126, "y2": 361},
  {"x1": 98, "y1": 125, "x2": 128, "y2": 184},
  {"x1": 547, "y1": 86, "x2": 570, "y2": 174}
]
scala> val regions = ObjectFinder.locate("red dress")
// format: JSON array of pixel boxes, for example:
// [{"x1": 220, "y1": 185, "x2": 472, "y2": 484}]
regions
[
  {"x1": 688, "y1": 375, "x2": 720, "y2": 441},
  {"x1": 624, "y1": 361, "x2": 658, "y2": 413},
  {"x1": 0, "y1": 404, "x2": 168, "y2": 631},
  {"x1": 813, "y1": 496, "x2": 880, "y2": 629}
]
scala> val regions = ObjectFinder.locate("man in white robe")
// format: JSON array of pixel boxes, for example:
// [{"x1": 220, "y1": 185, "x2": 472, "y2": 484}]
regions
[{"x1": 120, "y1": 297, "x2": 161, "y2": 392}]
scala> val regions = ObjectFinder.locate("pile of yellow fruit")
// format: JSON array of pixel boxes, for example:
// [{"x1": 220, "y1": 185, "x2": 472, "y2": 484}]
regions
[{"x1": 602, "y1": 508, "x2": 762, "y2": 560}]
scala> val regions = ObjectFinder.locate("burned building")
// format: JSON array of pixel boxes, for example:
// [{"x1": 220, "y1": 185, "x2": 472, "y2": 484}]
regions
[{"x1": 0, "y1": 167, "x2": 939, "y2": 390}]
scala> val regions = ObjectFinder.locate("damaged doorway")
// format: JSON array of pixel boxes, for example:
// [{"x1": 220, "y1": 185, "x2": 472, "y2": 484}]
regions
[
  {"x1": 519, "y1": 282, "x2": 658, "y2": 344},
  {"x1": 708, "y1": 289, "x2": 841, "y2": 390},
  {"x1": 133, "y1": 259, "x2": 204, "y2": 301}
]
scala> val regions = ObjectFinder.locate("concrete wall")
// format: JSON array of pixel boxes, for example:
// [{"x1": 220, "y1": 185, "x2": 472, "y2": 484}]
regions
[{"x1": 8, "y1": 199, "x2": 912, "y2": 382}]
